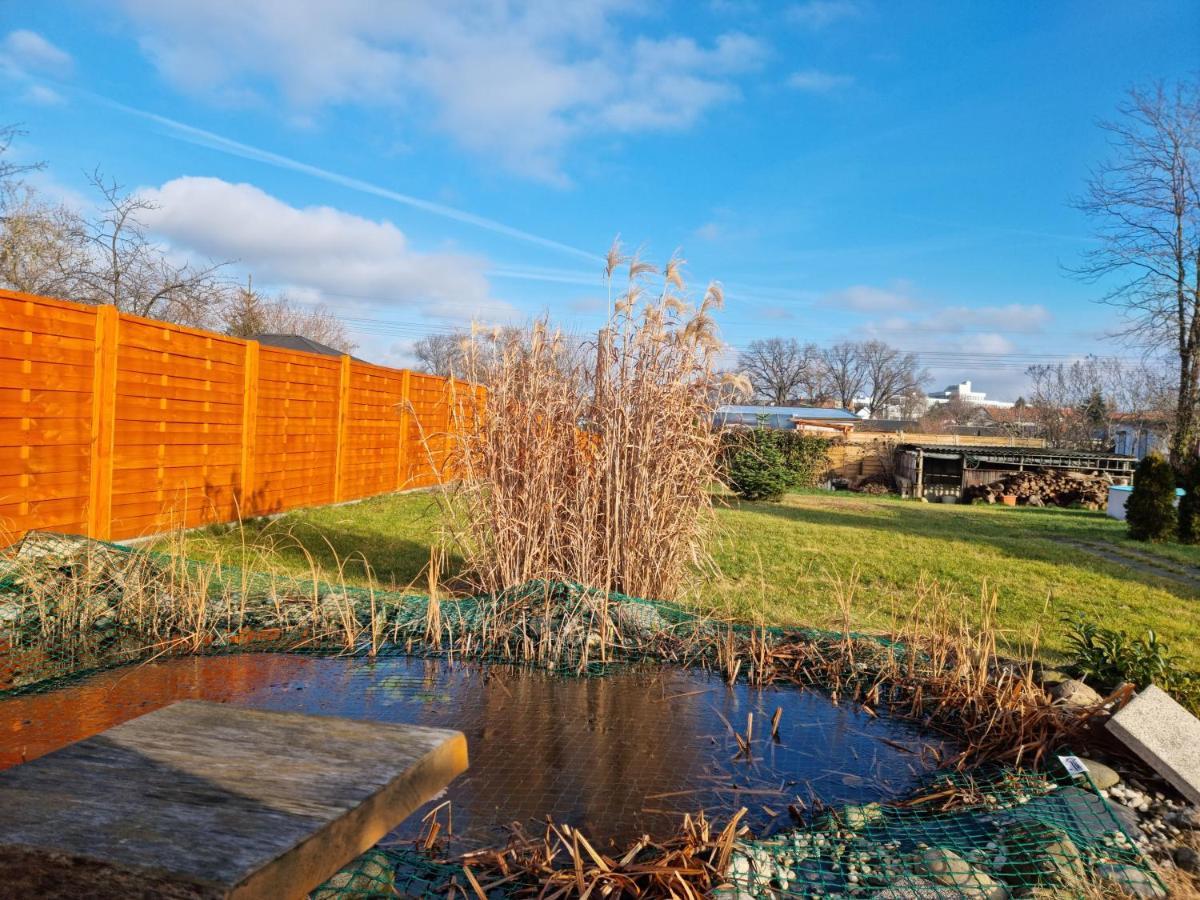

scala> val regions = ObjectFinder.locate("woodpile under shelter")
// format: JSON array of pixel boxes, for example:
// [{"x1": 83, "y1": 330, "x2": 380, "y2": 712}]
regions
[{"x1": 894, "y1": 443, "x2": 1138, "y2": 501}]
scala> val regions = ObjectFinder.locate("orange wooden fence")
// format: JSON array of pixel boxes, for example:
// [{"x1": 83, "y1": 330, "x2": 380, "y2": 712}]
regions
[{"x1": 0, "y1": 289, "x2": 463, "y2": 544}]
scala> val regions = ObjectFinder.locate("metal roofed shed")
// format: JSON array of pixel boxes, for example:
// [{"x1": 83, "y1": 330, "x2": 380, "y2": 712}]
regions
[
  {"x1": 894, "y1": 443, "x2": 1137, "y2": 502},
  {"x1": 714, "y1": 404, "x2": 859, "y2": 436}
]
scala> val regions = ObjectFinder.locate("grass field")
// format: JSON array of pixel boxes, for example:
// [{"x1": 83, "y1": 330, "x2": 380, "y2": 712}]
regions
[{"x1": 175, "y1": 489, "x2": 1200, "y2": 667}]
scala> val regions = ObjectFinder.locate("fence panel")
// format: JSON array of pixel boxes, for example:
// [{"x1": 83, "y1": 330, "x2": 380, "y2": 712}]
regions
[
  {"x1": 0, "y1": 292, "x2": 98, "y2": 539},
  {"x1": 0, "y1": 290, "x2": 464, "y2": 544}
]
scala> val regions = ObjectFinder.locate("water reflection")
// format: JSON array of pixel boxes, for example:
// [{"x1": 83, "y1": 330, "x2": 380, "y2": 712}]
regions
[{"x1": 0, "y1": 655, "x2": 950, "y2": 849}]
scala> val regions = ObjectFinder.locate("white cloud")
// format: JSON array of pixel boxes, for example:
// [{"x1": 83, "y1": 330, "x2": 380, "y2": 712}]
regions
[
  {"x1": 695, "y1": 222, "x2": 722, "y2": 241},
  {"x1": 112, "y1": 1, "x2": 766, "y2": 182},
  {"x1": 1, "y1": 30, "x2": 73, "y2": 74},
  {"x1": 937, "y1": 303, "x2": 1051, "y2": 334},
  {"x1": 786, "y1": 69, "x2": 854, "y2": 93},
  {"x1": 823, "y1": 283, "x2": 916, "y2": 313},
  {"x1": 785, "y1": 0, "x2": 863, "y2": 29},
  {"x1": 22, "y1": 84, "x2": 65, "y2": 106},
  {"x1": 139, "y1": 176, "x2": 509, "y2": 321}
]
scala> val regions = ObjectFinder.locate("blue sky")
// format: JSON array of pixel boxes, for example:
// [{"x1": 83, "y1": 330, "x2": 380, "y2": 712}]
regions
[{"x1": 1, "y1": 0, "x2": 1196, "y2": 398}]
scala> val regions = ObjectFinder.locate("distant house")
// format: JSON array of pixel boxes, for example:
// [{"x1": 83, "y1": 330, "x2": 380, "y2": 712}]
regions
[
  {"x1": 253, "y1": 333, "x2": 365, "y2": 362},
  {"x1": 1111, "y1": 413, "x2": 1170, "y2": 460},
  {"x1": 714, "y1": 404, "x2": 859, "y2": 437}
]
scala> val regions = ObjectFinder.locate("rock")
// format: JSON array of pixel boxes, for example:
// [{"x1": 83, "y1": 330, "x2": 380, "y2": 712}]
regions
[
  {"x1": 995, "y1": 822, "x2": 1085, "y2": 888},
  {"x1": 310, "y1": 849, "x2": 396, "y2": 899},
  {"x1": 1048, "y1": 678, "x2": 1103, "y2": 708},
  {"x1": 1174, "y1": 846, "x2": 1200, "y2": 874},
  {"x1": 1094, "y1": 862, "x2": 1166, "y2": 898},
  {"x1": 920, "y1": 847, "x2": 1008, "y2": 899},
  {"x1": 1026, "y1": 494, "x2": 1044, "y2": 507},
  {"x1": 1080, "y1": 758, "x2": 1121, "y2": 790},
  {"x1": 0, "y1": 601, "x2": 23, "y2": 627},
  {"x1": 1037, "y1": 668, "x2": 1072, "y2": 687},
  {"x1": 874, "y1": 875, "x2": 963, "y2": 898},
  {"x1": 840, "y1": 802, "x2": 885, "y2": 830}
]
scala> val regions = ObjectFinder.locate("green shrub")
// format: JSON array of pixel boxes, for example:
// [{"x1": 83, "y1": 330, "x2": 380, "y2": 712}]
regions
[
  {"x1": 1063, "y1": 615, "x2": 1200, "y2": 712},
  {"x1": 1125, "y1": 452, "x2": 1177, "y2": 542},
  {"x1": 718, "y1": 430, "x2": 832, "y2": 501},
  {"x1": 722, "y1": 435, "x2": 792, "y2": 501},
  {"x1": 1179, "y1": 458, "x2": 1200, "y2": 544}
]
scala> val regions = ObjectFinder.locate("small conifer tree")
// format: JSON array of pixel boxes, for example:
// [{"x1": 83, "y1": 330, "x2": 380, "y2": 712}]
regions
[{"x1": 1126, "y1": 453, "x2": 1177, "y2": 542}]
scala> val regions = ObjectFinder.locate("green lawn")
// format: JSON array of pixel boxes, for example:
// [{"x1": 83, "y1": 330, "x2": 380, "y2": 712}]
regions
[{"x1": 172, "y1": 489, "x2": 1200, "y2": 667}]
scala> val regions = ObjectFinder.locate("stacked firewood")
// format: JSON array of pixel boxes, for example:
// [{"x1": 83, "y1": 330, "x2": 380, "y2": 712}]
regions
[{"x1": 961, "y1": 468, "x2": 1114, "y2": 509}]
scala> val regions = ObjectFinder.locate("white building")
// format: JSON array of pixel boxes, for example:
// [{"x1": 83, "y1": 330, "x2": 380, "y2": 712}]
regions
[{"x1": 925, "y1": 380, "x2": 1014, "y2": 410}]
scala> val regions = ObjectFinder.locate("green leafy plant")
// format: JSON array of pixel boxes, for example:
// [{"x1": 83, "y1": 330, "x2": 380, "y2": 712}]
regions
[
  {"x1": 1125, "y1": 452, "x2": 1177, "y2": 542},
  {"x1": 1063, "y1": 614, "x2": 1200, "y2": 712}
]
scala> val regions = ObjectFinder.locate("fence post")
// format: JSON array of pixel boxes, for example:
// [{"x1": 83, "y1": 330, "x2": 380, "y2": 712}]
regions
[
  {"x1": 396, "y1": 369, "x2": 411, "y2": 490},
  {"x1": 333, "y1": 354, "x2": 352, "y2": 503},
  {"x1": 239, "y1": 340, "x2": 260, "y2": 517},
  {"x1": 87, "y1": 305, "x2": 119, "y2": 540}
]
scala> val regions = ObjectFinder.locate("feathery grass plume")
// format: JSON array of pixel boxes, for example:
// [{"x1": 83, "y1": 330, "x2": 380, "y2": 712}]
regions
[{"x1": 441, "y1": 248, "x2": 735, "y2": 602}]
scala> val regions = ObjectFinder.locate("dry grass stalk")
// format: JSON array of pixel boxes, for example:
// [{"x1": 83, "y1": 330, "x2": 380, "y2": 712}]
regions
[
  {"x1": 0, "y1": 523, "x2": 393, "y2": 691},
  {"x1": 448, "y1": 808, "x2": 748, "y2": 899},
  {"x1": 714, "y1": 578, "x2": 1108, "y2": 769},
  {"x1": 440, "y1": 242, "x2": 742, "y2": 602}
]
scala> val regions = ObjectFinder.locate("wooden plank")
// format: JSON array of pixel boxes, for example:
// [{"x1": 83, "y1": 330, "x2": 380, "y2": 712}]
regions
[
  {"x1": 87, "y1": 305, "x2": 118, "y2": 540},
  {"x1": 238, "y1": 340, "x2": 260, "y2": 517},
  {"x1": 332, "y1": 355, "x2": 352, "y2": 504}
]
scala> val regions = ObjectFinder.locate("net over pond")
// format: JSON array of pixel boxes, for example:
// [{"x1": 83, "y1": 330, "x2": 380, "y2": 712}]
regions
[{"x1": 0, "y1": 654, "x2": 951, "y2": 852}]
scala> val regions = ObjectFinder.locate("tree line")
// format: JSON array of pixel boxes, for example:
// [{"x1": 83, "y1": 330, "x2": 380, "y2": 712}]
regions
[
  {"x1": 733, "y1": 336, "x2": 929, "y2": 417},
  {"x1": 0, "y1": 125, "x2": 354, "y2": 352}
]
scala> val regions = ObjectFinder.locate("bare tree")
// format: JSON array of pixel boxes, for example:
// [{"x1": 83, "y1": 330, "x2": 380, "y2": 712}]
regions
[
  {"x1": 223, "y1": 279, "x2": 356, "y2": 353},
  {"x1": 0, "y1": 124, "x2": 43, "y2": 186},
  {"x1": 0, "y1": 187, "x2": 88, "y2": 297},
  {"x1": 820, "y1": 341, "x2": 868, "y2": 409},
  {"x1": 70, "y1": 170, "x2": 229, "y2": 327},
  {"x1": 1073, "y1": 80, "x2": 1200, "y2": 464},
  {"x1": 859, "y1": 339, "x2": 929, "y2": 417},
  {"x1": 737, "y1": 337, "x2": 822, "y2": 405},
  {"x1": 414, "y1": 331, "x2": 468, "y2": 377}
]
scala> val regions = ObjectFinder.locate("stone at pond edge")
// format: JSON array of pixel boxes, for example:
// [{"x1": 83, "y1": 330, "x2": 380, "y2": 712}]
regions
[
  {"x1": 995, "y1": 821, "x2": 1085, "y2": 888},
  {"x1": 919, "y1": 847, "x2": 1008, "y2": 899},
  {"x1": 840, "y1": 802, "x2": 885, "y2": 830},
  {"x1": 1080, "y1": 757, "x2": 1121, "y2": 790},
  {"x1": 309, "y1": 849, "x2": 395, "y2": 899},
  {"x1": 1048, "y1": 678, "x2": 1103, "y2": 708},
  {"x1": 1094, "y1": 862, "x2": 1166, "y2": 898},
  {"x1": 1174, "y1": 845, "x2": 1200, "y2": 874},
  {"x1": 874, "y1": 875, "x2": 963, "y2": 898}
]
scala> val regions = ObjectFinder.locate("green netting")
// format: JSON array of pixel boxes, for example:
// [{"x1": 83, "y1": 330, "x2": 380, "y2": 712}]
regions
[
  {"x1": 308, "y1": 764, "x2": 1161, "y2": 898},
  {"x1": 0, "y1": 532, "x2": 1165, "y2": 897}
]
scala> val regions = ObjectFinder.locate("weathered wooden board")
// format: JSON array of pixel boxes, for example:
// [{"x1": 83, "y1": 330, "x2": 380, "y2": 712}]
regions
[{"x1": 0, "y1": 700, "x2": 468, "y2": 899}]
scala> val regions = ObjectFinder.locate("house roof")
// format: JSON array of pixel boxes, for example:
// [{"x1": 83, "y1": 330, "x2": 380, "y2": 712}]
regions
[
  {"x1": 715, "y1": 404, "x2": 859, "y2": 422},
  {"x1": 253, "y1": 333, "x2": 364, "y2": 362}
]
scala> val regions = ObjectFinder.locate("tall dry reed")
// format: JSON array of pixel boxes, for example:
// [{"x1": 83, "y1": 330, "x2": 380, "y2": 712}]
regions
[{"x1": 442, "y1": 244, "x2": 744, "y2": 601}]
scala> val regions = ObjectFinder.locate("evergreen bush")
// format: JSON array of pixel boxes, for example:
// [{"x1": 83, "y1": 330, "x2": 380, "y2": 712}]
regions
[
  {"x1": 1178, "y1": 458, "x2": 1200, "y2": 544},
  {"x1": 1126, "y1": 453, "x2": 1177, "y2": 542},
  {"x1": 719, "y1": 430, "x2": 832, "y2": 501}
]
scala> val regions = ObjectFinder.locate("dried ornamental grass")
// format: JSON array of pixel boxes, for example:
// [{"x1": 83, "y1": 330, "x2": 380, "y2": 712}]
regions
[{"x1": 442, "y1": 244, "x2": 744, "y2": 602}]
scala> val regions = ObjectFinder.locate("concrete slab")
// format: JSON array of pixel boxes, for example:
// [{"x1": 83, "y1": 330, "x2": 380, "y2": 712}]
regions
[
  {"x1": 1107, "y1": 685, "x2": 1200, "y2": 805},
  {"x1": 0, "y1": 700, "x2": 467, "y2": 899}
]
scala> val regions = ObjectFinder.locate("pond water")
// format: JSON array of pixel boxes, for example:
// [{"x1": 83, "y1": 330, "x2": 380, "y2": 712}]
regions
[{"x1": 0, "y1": 654, "x2": 951, "y2": 851}]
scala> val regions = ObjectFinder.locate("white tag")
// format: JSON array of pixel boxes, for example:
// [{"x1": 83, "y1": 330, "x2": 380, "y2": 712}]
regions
[{"x1": 1059, "y1": 755, "x2": 1088, "y2": 778}]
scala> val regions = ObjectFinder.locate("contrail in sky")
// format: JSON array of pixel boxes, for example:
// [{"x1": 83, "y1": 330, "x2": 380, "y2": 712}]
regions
[{"x1": 86, "y1": 91, "x2": 605, "y2": 265}]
